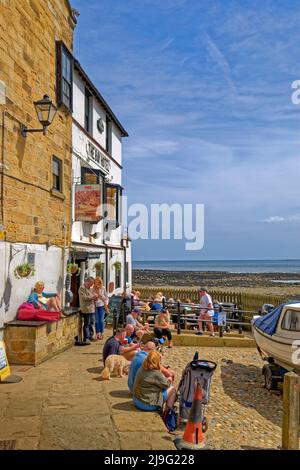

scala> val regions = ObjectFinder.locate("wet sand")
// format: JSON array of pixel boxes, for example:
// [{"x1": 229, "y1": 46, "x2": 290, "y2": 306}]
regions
[{"x1": 133, "y1": 270, "x2": 300, "y2": 297}]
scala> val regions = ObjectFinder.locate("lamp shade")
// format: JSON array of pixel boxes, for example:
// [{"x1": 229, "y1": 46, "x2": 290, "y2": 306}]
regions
[{"x1": 34, "y1": 95, "x2": 57, "y2": 127}]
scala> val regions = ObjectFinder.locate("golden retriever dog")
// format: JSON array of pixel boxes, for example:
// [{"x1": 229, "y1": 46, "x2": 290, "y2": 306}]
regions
[{"x1": 101, "y1": 355, "x2": 130, "y2": 380}]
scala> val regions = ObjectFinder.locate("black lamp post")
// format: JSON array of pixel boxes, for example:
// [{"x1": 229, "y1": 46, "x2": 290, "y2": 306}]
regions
[{"x1": 21, "y1": 95, "x2": 57, "y2": 137}]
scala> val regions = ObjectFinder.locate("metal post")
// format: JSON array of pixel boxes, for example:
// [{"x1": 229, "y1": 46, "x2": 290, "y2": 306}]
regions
[
  {"x1": 113, "y1": 307, "x2": 117, "y2": 336},
  {"x1": 177, "y1": 301, "x2": 181, "y2": 335},
  {"x1": 282, "y1": 372, "x2": 300, "y2": 450},
  {"x1": 183, "y1": 308, "x2": 187, "y2": 330},
  {"x1": 238, "y1": 312, "x2": 243, "y2": 335}
]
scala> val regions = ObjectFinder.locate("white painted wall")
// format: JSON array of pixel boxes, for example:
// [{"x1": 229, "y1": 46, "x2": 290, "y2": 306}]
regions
[
  {"x1": 73, "y1": 71, "x2": 86, "y2": 127},
  {"x1": 0, "y1": 242, "x2": 65, "y2": 339},
  {"x1": 71, "y1": 70, "x2": 131, "y2": 295}
]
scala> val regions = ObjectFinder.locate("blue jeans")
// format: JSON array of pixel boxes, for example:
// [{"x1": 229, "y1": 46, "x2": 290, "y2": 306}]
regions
[
  {"x1": 133, "y1": 390, "x2": 167, "y2": 411},
  {"x1": 95, "y1": 306, "x2": 105, "y2": 334},
  {"x1": 82, "y1": 313, "x2": 95, "y2": 342}
]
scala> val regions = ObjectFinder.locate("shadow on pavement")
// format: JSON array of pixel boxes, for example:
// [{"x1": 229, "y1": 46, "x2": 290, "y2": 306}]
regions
[
  {"x1": 112, "y1": 401, "x2": 141, "y2": 412},
  {"x1": 221, "y1": 361, "x2": 282, "y2": 427},
  {"x1": 87, "y1": 367, "x2": 102, "y2": 374},
  {"x1": 110, "y1": 390, "x2": 132, "y2": 399}
]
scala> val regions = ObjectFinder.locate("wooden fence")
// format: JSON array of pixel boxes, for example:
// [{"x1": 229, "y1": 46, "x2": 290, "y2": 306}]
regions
[{"x1": 134, "y1": 286, "x2": 287, "y2": 314}]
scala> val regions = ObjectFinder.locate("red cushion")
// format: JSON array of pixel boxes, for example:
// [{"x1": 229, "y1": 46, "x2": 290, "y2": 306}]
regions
[{"x1": 17, "y1": 308, "x2": 61, "y2": 322}]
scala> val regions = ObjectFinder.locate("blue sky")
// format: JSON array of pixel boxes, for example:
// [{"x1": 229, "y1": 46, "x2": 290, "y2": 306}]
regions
[{"x1": 72, "y1": 0, "x2": 300, "y2": 261}]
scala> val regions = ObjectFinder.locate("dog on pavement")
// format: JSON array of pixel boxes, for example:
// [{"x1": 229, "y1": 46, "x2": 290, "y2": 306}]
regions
[{"x1": 101, "y1": 355, "x2": 130, "y2": 380}]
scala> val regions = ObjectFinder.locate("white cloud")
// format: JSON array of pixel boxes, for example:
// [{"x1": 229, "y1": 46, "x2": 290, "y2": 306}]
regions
[{"x1": 261, "y1": 214, "x2": 300, "y2": 224}]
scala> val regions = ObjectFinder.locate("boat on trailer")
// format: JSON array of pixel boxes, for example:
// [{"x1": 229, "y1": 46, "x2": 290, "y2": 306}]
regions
[{"x1": 252, "y1": 303, "x2": 300, "y2": 390}]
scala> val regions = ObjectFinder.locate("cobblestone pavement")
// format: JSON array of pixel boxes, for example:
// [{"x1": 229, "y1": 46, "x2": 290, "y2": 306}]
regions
[{"x1": 0, "y1": 336, "x2": 293, "y2": 450}]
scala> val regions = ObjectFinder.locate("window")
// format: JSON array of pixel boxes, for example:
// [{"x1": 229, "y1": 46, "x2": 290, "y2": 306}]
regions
[
  {"x1": 105, "y1": 184, "x2": 122, "y2": 224},
  {"x1": 281, "y1": 309, "x2": 300, "y2": 332},
  {"x1": 84, "y1": 88, "x2": 92, "y2": 133},
  {"x1": 52, "y1": 157, "x2": 62, "y2": 192},
  {"x1": 56, "y1": 41, "x2": 73, "y2": 111},
  {"x1": 115, "y1": 266, "x2": 121, "y2": 289},
  {"x1": 106, "y1": 116, "x2": 112, "y2": 154}
]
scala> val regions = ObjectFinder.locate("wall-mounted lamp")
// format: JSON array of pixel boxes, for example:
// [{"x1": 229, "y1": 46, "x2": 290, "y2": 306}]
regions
[{"x1": 21, "y1": 95, "x2": 57, "y2": 137}]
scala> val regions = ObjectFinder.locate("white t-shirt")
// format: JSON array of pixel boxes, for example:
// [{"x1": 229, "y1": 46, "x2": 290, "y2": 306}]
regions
[{"x1": 200, "y1": 293, "x2": 214, "y2": 317}]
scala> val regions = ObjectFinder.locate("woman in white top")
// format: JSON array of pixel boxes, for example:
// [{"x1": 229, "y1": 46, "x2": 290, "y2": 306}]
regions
[{"x1": 92, "y1": 277, "x2": 108, "y2": 340}]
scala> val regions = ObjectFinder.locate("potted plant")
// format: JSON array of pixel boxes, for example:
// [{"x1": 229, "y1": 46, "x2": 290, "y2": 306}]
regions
[
  {"x1": 14, "y1": 263, "x2": 35, "y2": 279},
  {"x1": 67, "y1": 262, "x2": 81, "y2": 276},
  {"x1": 92, "y1": 261, "x2": 104, "y2": 275},
  {"x1": 113, "y1": 261, "x2": 122, "y2": 270}
]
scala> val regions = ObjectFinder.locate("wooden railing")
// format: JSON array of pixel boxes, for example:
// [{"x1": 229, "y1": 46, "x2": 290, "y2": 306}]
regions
[{"x1": 134, "y1": 286, "x2": 287, "y2": 313}]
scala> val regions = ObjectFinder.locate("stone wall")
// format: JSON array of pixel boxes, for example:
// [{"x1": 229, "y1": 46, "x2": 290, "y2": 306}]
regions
[
  {"x1": 4, "y1": 313, "x2": 79, "y2": 365},
  {"x1": 0, "y1": 0, "x2": 75, "y2": 246}
]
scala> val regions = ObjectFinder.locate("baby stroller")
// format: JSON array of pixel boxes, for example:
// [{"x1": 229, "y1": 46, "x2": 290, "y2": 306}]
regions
[{"x1": 177, "y1": 353, "x2": 217, "y2": 428}]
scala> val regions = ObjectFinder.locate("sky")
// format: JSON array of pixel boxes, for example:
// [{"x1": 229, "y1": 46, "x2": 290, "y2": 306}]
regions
[{"x1": 72, "y1": 0, "x2": 300, "y2": 261}]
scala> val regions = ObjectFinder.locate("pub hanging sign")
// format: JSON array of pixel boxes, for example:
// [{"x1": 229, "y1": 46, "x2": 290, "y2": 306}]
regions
[{"x1": 75, "y1": 184, "x2": 102, "y2": 222}]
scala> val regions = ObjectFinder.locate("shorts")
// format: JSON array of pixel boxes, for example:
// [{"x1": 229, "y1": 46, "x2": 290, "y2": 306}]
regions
[{"x1": 199, "y1": 311, "x2": 213, "y2": 321}]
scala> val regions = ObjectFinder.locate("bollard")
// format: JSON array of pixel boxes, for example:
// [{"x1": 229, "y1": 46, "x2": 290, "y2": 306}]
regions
[
  {"x1": 162, "y1": 297, "x2": 166, "y2": 309},
  {"x1": 282, "y1": 372, "x2": 300, "y2": 450},
  {"x1": 177, "y1": 301, "x2": 181, "y2": 335}
]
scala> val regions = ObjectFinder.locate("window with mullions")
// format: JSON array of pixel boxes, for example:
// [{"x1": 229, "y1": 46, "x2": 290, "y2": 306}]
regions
[
  {"x1": 105, "y1": 184, "x2": 122, "y2": 224},
  {"x1": 56, "y1": 41, "x2": 73, "y2": 111},
  {"x1": 52, "y1": 156, "x2": 62, "y2": 192}
]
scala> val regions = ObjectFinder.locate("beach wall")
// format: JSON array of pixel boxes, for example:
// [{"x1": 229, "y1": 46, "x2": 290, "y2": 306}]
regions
[{"x1": 135, "y1": 286, "x2": 287, "y2": 313}]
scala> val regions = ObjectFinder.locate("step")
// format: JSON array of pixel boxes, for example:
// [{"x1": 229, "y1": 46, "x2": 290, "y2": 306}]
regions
[{"x1": 172, "y1": 334, "x2": 256, "y2": 348}]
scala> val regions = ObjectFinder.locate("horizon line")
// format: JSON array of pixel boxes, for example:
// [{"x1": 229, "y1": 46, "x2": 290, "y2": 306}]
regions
[{"x1": 133, "y1": 258, "x2": 300, "y2": 262}]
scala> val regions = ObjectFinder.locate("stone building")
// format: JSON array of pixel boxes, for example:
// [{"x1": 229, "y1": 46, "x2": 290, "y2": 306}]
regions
[{"x1": 0, "y1": 0, "x2": 78, "y2": 337}]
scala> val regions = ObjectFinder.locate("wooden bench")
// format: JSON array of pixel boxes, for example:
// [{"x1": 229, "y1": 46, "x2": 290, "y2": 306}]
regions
[{"x1": 4, "y1": 310, "x2": 80, "y2": 366}]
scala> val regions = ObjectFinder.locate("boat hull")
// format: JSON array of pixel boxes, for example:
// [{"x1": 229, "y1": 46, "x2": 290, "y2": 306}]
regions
[{"x1": 253, "y1": 324, "x2": 300, "y2": 372}]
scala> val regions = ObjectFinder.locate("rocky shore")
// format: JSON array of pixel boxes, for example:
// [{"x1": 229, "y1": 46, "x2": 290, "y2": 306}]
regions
[{"x1": 133, "y1": 269, "x2": 300, "y2": 296}]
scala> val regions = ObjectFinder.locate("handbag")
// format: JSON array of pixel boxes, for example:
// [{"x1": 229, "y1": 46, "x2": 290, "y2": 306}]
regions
[{"x1": 104, "y1": 304, "x2": 109, "y2": 319}]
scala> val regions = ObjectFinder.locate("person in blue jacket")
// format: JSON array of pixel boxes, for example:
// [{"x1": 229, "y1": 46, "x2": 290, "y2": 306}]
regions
[{"x1": 27, "y1": 281, "x2": 61, "y2": 311}]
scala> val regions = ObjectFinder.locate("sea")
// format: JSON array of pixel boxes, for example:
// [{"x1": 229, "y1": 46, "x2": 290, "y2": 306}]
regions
[{"x1": 133, "y1": 259, "x2": 300, "y2": 274}]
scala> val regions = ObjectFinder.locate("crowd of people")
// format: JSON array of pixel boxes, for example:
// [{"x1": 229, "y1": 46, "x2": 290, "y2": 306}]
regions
[{"x1": 26, "y1": 279, "x2": 215, "y2": 413}]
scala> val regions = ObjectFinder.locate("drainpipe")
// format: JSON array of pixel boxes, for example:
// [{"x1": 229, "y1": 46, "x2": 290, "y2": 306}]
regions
[{"x1": 105, "y1": 243, "x2": 109, "y2": 291}]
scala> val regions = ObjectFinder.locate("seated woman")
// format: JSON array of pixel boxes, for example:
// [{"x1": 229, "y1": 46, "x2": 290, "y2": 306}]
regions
[
  {"x1": 27, "y1": 281, "x2": 62, "y2": 312},
  {"x1": 133, "y1": 350, "x2": 176, "y2": 411},
  {"x1": 154, "y1": 309, "x2": 173, "y2": 348}
]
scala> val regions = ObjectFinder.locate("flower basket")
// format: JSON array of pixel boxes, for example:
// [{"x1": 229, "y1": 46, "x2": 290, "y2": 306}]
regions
[
  {"x1": 92, "y1": 261, "x2": 105, "y2": 272},
  {"x1": 14, "y1": 263, "x2": 35, "y2": 279},
  {"x1": 67, "y1": 263, "x2": 81, "y2": 276},
  {"x1": 113, "y1": 261, "x2": 122, "y2": 270}
]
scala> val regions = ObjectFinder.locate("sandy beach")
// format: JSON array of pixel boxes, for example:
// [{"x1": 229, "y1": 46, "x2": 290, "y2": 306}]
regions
[{"x1": 133, "y1": 270, "x2": 300, "y2": 297}]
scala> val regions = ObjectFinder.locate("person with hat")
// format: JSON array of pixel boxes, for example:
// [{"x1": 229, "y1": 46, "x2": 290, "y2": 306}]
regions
[
  {"x1": 126, "y1": 308, "x2": 150, "y2": 337},
  {"x1": 154, "y1": 308, "x2": 173, "y2": 348},
  {"x1": 196, "y1": 287, "x2": 215, "y2": 337}
]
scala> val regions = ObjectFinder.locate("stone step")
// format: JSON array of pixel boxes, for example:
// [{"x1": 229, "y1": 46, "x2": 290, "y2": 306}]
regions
[{"x1": 172, "y1": 334, "x2": 256, "y2": 348}]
